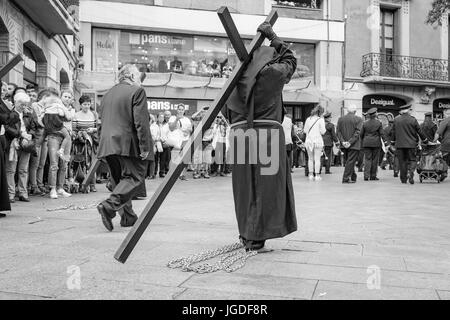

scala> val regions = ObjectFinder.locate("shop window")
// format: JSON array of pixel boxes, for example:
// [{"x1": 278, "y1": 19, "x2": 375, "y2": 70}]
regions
[
  {"x1": 289, "y1": 42, "x2": 315, "y2": 82},
  {"x1": 272, "y1": 0, "x2": 321, "y2": 9},
  {"x1": 117, "y1": 30, "x2": 246, "y2": 78},
  {"x1": 93, "y1": 28, "x2": 315, "y2": 81}
]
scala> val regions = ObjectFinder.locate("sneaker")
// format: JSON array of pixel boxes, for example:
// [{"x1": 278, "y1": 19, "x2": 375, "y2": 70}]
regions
[
  {"x1": 315, "y1": 175, "x2": 322, "y2": 181},
  {"x1": 203, "y1": 173, "x2": 210, "y2": 179},
  {"x1": 308, "y1": 174, "x2": 314, "y2": 181},
  {"x1": 50, "y1": 188, "x2": 58, "y2": 199},
  {"x1": 56, "y1": 189, "x2": 72, "y2": 197}
]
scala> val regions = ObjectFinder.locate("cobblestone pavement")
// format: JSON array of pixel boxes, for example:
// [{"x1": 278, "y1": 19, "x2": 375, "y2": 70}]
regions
[{"x1": 0, "y1": 166, "x2": 449, "y2": 300}]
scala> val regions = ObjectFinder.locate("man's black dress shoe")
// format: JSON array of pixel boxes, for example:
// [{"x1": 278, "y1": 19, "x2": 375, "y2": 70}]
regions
[
  {"x1": 97, "y1": 203, "x2": 113, "y2": 231},
  {"x1": 342, "y1": 180, "x2": 356, "y2": 184},
  {"x1": 0, "y1": 213, "x2": 6, "y2": 218},
  {"x1": 18, "y1": 196, "x2": 30, "y2": 202},
  {"x1": 121, "y1": 216, "x2": 138, "y2": 227},
  {"x1": 370, "y1": 177, "x2": 379, "y2": 181},
  {"x1": 364, "y1": 177, "x2": 369, "y2": 181}
]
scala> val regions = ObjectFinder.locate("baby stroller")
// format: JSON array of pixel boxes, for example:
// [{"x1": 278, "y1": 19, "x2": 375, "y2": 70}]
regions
[
  {"x1": 417, "y1": 144, "x2": 448, "y2": 183},
  {"x1": 69, "y1": 131, "x2": 95, "y2": 193}
]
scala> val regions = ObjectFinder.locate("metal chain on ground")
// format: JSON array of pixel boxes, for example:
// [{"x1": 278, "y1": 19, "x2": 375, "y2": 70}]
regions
[
  {"x1": 46, "y1": 202, "x2": 100, "y2": 212},
  {"x1": 167, "y1": 242, "x2": 257, "y2": 273}
]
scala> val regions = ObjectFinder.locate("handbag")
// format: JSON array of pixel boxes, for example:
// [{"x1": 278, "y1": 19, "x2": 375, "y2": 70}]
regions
[{"x1": 19, "y1": 137, "x2": 36, "y2": 154}]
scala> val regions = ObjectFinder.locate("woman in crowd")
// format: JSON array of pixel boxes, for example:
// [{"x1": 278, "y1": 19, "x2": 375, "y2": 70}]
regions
[
  {"x1": 304, "y1": 105, "x2": 326, "y2": 181},
  {"x1": 211, "y1": 115, "x2": 229, "y2": 176},
  {"x1": 4, "y1": 92, "x2": 37, "y2": 202},
  {"x1": 147, "y1": 114, "x2": 159, "y2": 179},
  {"x1": 1, "y1": 82, "x2": 20, "y2": 217},
  {"x1": 72, "y1": 95, "x2": 98, "y2": 192},
  {"x1": 155, "y1": 112, "x2": 168, "y2": 178}
]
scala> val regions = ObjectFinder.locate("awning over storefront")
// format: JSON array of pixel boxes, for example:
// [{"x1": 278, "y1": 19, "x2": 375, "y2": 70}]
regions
[
  {"x1": 11, "y1": 0, "x2": 79, "y2": 36},
  {"x1": 76, "y1": 70, "x2": 315, "y2": 94}
]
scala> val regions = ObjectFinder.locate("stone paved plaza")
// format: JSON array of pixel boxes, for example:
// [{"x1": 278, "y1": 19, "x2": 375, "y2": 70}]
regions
[{"x1": 0, "y1": 166, "x2": 450, "y2": 300}]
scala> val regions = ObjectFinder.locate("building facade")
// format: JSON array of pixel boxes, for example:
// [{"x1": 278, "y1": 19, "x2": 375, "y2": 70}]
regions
[
  {"x1": 0, "y1": 0, "x2": 79, "y2": 91},
  {"x1": 344, "y1": 0, "x2": 450, "y2": 126},
  {"x1": 78, "y1": 0, "x2": 345, "y2": 123}
]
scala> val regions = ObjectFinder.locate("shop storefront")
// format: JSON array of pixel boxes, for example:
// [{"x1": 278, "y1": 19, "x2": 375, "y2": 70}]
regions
[
  {"x1": 433, "y1": 98, "x2": 450, "y2": 121},
  {"x1": 285, "y1": 103, "x2": 315, "y2": 123},
  {"x1": 362, "y1": 94, "x2": 410, "y2": 126},
  {"x1": 147, "y1": 98, "x2": 199, "y2": 116},
  {"x1": 92, "y1": 27, "x2": 316, "y2": 81}
]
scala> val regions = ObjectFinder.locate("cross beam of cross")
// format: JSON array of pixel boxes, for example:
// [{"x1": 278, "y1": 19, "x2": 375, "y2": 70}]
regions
[
  {"x1": 0, "y1": 55, "x2": 23, "y2": 110},
  {"x1": 113, "y1": 7, "x2": 278, "y2": 263}
]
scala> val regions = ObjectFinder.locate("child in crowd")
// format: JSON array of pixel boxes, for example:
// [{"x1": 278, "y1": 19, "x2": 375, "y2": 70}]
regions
[{"x1": 42, "y1": 97, "x2": 72, "y2": 162}]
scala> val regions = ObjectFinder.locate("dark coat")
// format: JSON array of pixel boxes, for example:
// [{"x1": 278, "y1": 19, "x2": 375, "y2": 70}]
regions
[
  {"x1": 420, "y1": 120, "x2": 437, "y2": 142},
  {"x1": 391, "y1": 113, "x2": 428, "y2": 148},
  {"x1": 97, "y1": 82, "x2": 153, "y2": 160},
  {"x1": 4, "y1": 111, "x2": 38, "y2": 151},
  {"x1": 322, "y1": 121, "x2": 338, "y2": 147},
  {"x1": 437, "y1": 117, "x2": 450, "y2": 153},
  {"x1": 336, "y1": 113, "x2": 363, "y2": 150},
  {"x1": 224, "y1": 38, "x2": 297, "y2": 241},
  {"x1": 360, "y1": 118, "x2": 383, "y2": 148}
]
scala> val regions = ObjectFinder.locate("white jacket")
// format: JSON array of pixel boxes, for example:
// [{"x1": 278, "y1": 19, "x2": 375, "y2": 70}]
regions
[{"x1": 304, "y1": 115, "x2": 326, "y2": 150}]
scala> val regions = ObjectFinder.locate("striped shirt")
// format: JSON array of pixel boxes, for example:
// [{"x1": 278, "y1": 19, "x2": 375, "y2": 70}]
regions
[{"x1": 72, "y1": 110, "x2": 96, "y2": 132}]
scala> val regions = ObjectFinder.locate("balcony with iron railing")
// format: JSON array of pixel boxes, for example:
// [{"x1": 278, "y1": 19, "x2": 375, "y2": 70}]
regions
[{"x1": 361, "y1": 53, "x2": 449, "y2": 84}]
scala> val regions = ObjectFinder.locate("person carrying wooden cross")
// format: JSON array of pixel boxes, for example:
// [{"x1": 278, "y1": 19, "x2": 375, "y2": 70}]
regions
[{"x1": 222, "y1": 22, "x2": 298, "y2": 252}]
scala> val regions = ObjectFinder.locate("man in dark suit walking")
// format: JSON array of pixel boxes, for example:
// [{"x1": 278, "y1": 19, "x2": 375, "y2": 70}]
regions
[
  {"x1": 360, "y1": 107, "x2": 384, "y2": 181},
  {"x1": 336, "y1": 104, "x2": 363, "y2": 183},
  {"x1": 97, "y1": 64, "x2": 153, "y2": 231},
  {"x1": 390, "y1": 103, "x2": 429, "y2": 184}
]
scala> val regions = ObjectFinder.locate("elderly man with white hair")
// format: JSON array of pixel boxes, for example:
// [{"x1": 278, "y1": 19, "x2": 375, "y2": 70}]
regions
[
  {"x1": 336, "y1": 104, "x2": 363, "y2": 183},
  {"x1": 96, "y1": 64, "x2": 153, "y2": 231},
  {"x1": 4, "y1": 91, "x2": 37, "y2": 202}
]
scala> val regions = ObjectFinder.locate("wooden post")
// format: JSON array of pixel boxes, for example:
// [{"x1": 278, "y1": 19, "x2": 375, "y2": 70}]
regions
[{"x1": 114, "y1": 7, "x2": 278, "y2": 263}]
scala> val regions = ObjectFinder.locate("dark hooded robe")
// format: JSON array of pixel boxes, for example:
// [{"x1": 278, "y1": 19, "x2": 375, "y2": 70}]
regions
[{"x1": 223, "y1": 37, "x2": 298, "y2": 247}]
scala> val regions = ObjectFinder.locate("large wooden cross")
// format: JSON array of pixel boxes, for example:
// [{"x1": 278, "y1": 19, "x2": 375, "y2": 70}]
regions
[
  {"x1": 0, "y1": 55, "x2": 23, "y2": 110},
  {"x1": 114, "y1": 7, "x2": 278, "y2": 263}
]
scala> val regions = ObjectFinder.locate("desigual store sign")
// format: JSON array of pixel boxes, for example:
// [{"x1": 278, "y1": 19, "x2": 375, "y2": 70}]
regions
[
  {"x1": 362, "y1": 95, "x2": 407, "y2": 112},
  {"x1": 147, "y1": 99, "x2": 198, "y2": 116},
  {"x1": 433, "y1": 98, "x2": 450, "y2": 120}
]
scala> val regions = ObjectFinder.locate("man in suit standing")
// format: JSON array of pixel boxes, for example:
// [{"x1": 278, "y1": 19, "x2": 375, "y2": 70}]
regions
[
  {"x1": 336, "y1": 104, "x2": 363, "y2": 183},
  {"x1": 360, "y1": 108, "x2": 384, "y2": 181},
  {"x1": 390, "y1": 103, "x2": 429, "y2": 184},
  {"x1": 322, "y1": 112, "x2": 338, "y2": 174},
  {"x1": 97, "y1": 64, "x2": 153, "y2": 231}
]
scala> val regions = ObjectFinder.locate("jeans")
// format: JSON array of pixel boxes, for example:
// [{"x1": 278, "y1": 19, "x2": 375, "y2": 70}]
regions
[
  {"x1": 47, "y1": 135, "x2": 67, "y2": 189},
  {"x1": 307, "y1": 147, "x2": 323, "y2": 175},
  {"x1": 6, "y1": 150, "x2": 31, "y2": 198},
  {"x1": 29, "y1": 144, "x2": 41, "y2": 188},
  {"x1": 36, "y1": 138, "x2": 48, "y2": 188}
]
